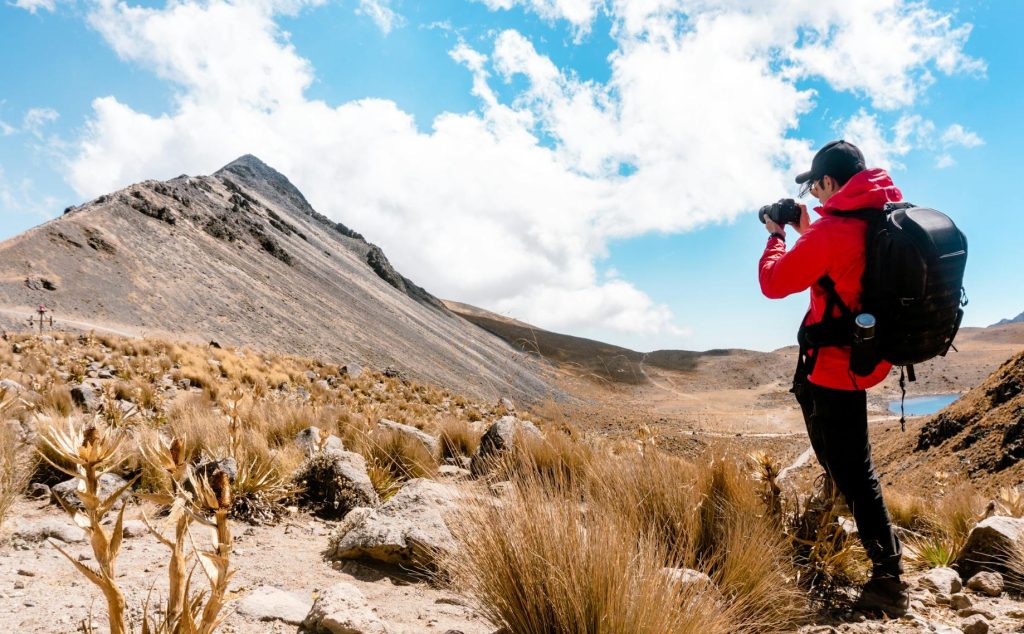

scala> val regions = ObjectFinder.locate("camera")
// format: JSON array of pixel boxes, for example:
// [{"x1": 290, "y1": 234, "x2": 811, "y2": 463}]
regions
[{"x1": 758, "y1": 198, "x2": 801, "y2": 226}]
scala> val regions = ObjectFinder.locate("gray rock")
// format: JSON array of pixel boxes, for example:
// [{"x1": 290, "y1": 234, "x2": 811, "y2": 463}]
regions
[
  {"x1": 302, "y1": 582, "x2": 390, "y2": 634},
  {"x1": 70, "y1": 382, "x2": 102, "y2": 413},
  {"x1": 958, "y1": 516, "x2": 1024, "y2": 578},
  {"x1": 328, "y1": 478, "x2": 460, "y2": 569},
  {"x1": 919, "y1": 567, "x2": 962, "y2": 597},
  {"x1": 377, "y1": 419, "x2": 438, "y2": 454},
  {"x1": 965, "y1": 571, "x2": 1003, "y2": 597},
  {"x1": 295, "y1": 426, "x2": 343, "y2": 456},
  {"x1": 961, "y1": 614, "x2": 989, "y2": 634},
  {"x1": 340, "y1": 363, "x2": 362, "y2": 379},
  {"x1": 194, "y1": 457, "x2": 238, "y2": 483},
  {"x1": 316, "y1": 380, "x2": 331, "y2": 391},
  {"x1": 305, "y1": 370, "x2": 318, "y2": 381},
  {"x1": 0, "y1": 379, "x2": 24, "y2": 393},
  {"x1": 498, "y1": 397, "x2": 515, "y2": 412},
  {"x1": 471, "y1": 415, "x2": 541, "y2": 473},
  {"x1": 121, "y1": 520, "x2": 149, "y2": 538},
  {"x1": 950, "y1": 593, "x2": 972, "y2": 610},
  {"x1": 236, "y1": 585, "x2": 311, "y2": 626},
  {"x1": 52, "y1": 473, "x2": 130, "y2": 511},
  {"x1": 12, "y1": 518, "x2": 86, "y2": 544},
  {"x1": 295, "y1": 450, "x2": 379, "y2": 518}
]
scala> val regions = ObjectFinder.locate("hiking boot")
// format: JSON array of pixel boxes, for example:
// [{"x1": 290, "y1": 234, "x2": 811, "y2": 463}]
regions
[{"x1": 855, "y1": 574, "x2": 910, "y2": 617}]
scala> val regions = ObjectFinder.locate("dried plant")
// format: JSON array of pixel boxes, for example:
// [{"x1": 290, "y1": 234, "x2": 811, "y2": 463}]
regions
[
  {"x1": 1, "y1": 389, "x2": 33, "y2": 530},
  {"x1": 140, "y1": 436, "x2": 235, "y2": 633},
  {"x1": 38, "y1": 419, "x2": 134, "y2": 634},
  {"x1": 749, "y1": 451, "x2": 783, "y2": 522},
  {"x1": 996, "y1": 486, "x2": 1024, "y2": 517}
]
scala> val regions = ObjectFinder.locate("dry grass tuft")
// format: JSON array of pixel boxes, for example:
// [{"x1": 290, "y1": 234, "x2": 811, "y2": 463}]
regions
[
  {"x1": 361, "y1": 428, "x2": 438, "y2": 487},
  {"x1": 436, "y1": 417, "x2": 481, "y2": 464},
  {"x1": 0, "y1": 392, "x2": 33, "y2": 531},
  {"x1": 447, "y1": 471, "x2": 735, "y2": 634}
]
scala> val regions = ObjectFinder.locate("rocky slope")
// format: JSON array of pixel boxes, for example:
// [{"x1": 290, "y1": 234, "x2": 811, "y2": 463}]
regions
[
  {"x1": 993, "y1": 311, "x2": 1024, "y2": 327},
  {"x1": 0, "y1": 156, "x2": 554, "y2": 402},
  {"x1": 875, "y1": 348, "x2": 1024, "y2": 493}
]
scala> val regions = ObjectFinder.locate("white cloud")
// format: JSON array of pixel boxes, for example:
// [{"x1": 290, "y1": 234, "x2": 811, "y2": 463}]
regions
[
  {"x1": 838, "y1": 110, "x2": 983, "y2": 172},
  {"x1": 0, "y1": 120, "x2": 15, "y2": 136},
  {"x1": 940, "y1": 123, "x2": 983, "y2": 148},
  {"x1": 475, "y1": 0, "x2": 604, "y2": 35},
  {"x1": 10, "y1": 0, "x2": 56, "y2": 13},
  {"x1": 356, "y1": 0, "x2": 403, "y2": 34},
  {"x1": 22, "y1": 107, "x2": 59, "y2": 138},
  {"x1": 59, "y1": 0, "x2": 981, "y2": 346}
]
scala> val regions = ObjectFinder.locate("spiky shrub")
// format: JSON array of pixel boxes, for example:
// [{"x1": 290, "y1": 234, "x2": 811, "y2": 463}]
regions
[
  {"x1": 38, "y1": 419, "x2": 135, "y2": 634},
  {"x1": 447, "y1": 470, "x2": 734, "y2": 634},
  {"x1": 229, "y1": 456, "x2": 292, "y2": 524}
]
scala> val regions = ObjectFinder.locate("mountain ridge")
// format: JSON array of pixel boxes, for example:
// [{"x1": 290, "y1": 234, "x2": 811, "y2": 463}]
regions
[{"x1": 0, "y1": 155, "x2": 555, "y2": 402}]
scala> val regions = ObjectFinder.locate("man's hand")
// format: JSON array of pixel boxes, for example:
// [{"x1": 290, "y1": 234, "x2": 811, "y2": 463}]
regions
[
  {"x1": 792, "y1": 203, "x2": 811, "y2": 235},
  {"x1": 765, "y1": 218, "x2": 785, "y2": 238}
]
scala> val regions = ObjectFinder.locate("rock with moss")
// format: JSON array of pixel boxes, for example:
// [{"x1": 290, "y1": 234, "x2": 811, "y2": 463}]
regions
[{"x1": 294, "y1": 450, "x2": 378, "y2": 519}]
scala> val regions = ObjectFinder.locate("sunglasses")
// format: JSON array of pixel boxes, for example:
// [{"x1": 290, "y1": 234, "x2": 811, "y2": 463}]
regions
[{"x1": 798, "y1": 177, "x2": 820, "y2": 198}]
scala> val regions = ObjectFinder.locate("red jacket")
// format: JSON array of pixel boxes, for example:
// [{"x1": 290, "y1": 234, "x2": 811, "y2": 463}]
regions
[{"x1": 759, "y1": 168, "x2": 901, "y2": 390}]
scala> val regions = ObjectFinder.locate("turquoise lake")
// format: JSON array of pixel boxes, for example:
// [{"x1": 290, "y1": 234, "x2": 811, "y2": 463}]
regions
[{"x1": 888, "y1": 393, "x2": 960, "y2": 416}]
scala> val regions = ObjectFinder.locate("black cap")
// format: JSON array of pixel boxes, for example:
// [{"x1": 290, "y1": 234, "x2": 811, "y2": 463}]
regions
[{"x1": 795, "y1": 140, "x2": 866, "y2": 185}]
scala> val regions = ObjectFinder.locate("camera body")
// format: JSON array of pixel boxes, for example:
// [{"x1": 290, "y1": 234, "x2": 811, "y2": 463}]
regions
[{"x1": 758, "y1": 198, "x2": 801, "y2": 226}]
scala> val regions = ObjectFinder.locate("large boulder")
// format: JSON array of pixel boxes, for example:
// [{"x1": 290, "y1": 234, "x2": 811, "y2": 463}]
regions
[
  {"x1": 377, "y1": 419, "x2": 438, "y2": 454},
  {"x1": 957, "y1": 516, "x2": 1024, "y2": 579},
  {"x1": 471, "y1": 415, "x2": 541, "y2": 474},
  {"x1": 236, "y1": 585, "x2": 311, "y2": 626},
  {"x1": 295, "y1": 426, "x2": 344, "y2": 456},
  {"x1": 340, "y1": 363, "x2": 363, "y2": 379},
  {"x1": 52, "y1": 472, "x2": 130, "y2": 511},
  {"x1": 294, "y1": 450, "x2": 379, "y2": 518},
  {"x1": 302, "y1": 582, "x2": 390, "y2": 634},
  {"x1": 328, "y1": 478, "x2": 460, "y2": 569}
]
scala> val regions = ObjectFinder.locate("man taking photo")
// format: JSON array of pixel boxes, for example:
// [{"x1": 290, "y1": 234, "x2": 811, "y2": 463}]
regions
[{"x1": 759, "y1": 140, "x2": 909, "y2": 616}]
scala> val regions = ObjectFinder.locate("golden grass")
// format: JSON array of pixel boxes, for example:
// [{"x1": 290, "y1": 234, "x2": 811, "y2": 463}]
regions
[
  {"x1": 447, "y1": 470, "x2": 735, "y2": 634},
  {"x1": 900, "y1": 483, "x2": 985, "y2": 571},
  {"x1": 0, "y1": 401, "x2": 33, "y2": 530},
  {"x1": 436, "y1": 417, "x2": 481, "y2": 464},
  {"x1": 361, "y1": 428, "x2": 438, "y2": 485}
]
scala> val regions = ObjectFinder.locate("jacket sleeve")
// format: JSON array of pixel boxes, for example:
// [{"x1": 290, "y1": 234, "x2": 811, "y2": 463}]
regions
[{"x1": 759, "y1": 223, "x2": 831, "y2": 299}]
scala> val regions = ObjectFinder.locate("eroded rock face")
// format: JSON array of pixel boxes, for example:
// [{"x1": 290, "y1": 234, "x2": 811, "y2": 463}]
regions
[
  {"x1": 302, "y1": 582, "x2": 390, "y2": 634},
  {"x1": 470, "y1": 415, "x2": 541, "y2": 474},
  {"x1": 327, "y1": 478, "x2": 460, "y2": 569},
  {"x1": 294, "y1": 450, "x2": 379, "y2": 519},
  {"x1": 958, "y1": 516, "x2": 1024, "y2": 578},
  {"x1": 377, "y1": 419, "x2": 438, "y2": 454}
]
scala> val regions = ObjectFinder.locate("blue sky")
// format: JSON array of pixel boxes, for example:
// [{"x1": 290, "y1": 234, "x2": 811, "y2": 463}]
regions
[{"x1": 1, "y1": 0, "x2": 1021, "y2": 353}]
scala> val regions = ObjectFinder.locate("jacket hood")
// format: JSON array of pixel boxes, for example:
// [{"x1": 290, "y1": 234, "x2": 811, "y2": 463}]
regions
[{"x1": 815, "y1": 168, "x2": 902, "y2": 217}]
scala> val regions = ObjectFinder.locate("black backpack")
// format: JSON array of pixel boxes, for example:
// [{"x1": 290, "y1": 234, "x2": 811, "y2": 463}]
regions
[
  {"x1": 797, "y1": 202, "x2": 968, "y2": 417},
  {"x1": 859, "y1": 202, "x2": 968, "y2": 369}
]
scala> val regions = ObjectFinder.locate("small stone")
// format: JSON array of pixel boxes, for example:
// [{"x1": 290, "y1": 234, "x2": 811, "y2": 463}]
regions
[
  {"x1": 919, "y1": 567, "x2": 962, "y2": 596},
  {"x1": 958, "y1": 608, "x2": 995, "y2": 620},
  {"x1": 236, "y1": 586, "x2": 311, "y2": 626},
  {"x1": 27, "y1": 483, "x2": 50, "y2": 499},
  {"x1": 961, "y1": 614, "x2": 989, "y2": 634},
  {"x1": 121, "y1": 520, "x2": 149, "y2": 538},
  {"x1": 12, "y1": 518, "x2": 86, "y2": 544},
  {"x1": 302, "y1": 582, "x2": 390, "y2": 633},
  {"x1": 950, "y1": 593, "x2": 972, "y2": 610},
  {"x1": 965, "y1": 571, "x2": 1003, "y2": 597},
  {"x1": 13, "y1": 581, "x2": 25, "y2": 590},
  {"x1": 16, "y1": 569, "x2": 35, "y2": 577}
]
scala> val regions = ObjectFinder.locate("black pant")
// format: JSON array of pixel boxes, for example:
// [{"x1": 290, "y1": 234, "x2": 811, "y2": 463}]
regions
[{"x1": 794, "y1": 378, "x2": 902, "y2": 577}]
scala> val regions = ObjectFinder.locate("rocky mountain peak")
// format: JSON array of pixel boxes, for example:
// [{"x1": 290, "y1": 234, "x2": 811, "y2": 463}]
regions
[{"x1": 215, "y1": 154, "x2": 316, "y2": 216}]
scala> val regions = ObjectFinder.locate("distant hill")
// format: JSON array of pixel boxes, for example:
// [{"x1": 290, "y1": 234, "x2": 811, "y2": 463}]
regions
[
  {"x1": 0, "y1": 155, "x2": 554, "y2": 402},
  {"x1": 443, "y1": 300, "x2": 774, "y2": 386},
  {"x1": 992, "y1": 311, "x2": 1024, "y2": 327}
]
